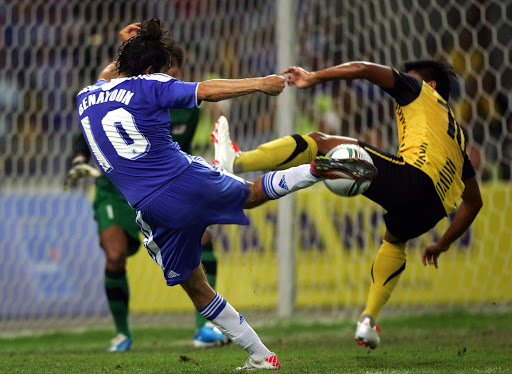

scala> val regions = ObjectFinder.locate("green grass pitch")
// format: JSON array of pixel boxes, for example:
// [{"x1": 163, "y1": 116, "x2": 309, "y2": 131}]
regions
[{"x1": 1, "y1": 310, "x2": 511, "y2": 373}]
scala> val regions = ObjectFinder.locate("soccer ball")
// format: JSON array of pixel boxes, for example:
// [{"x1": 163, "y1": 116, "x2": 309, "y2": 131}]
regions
[{"x1": 323, "y1": 144, "x2": 374, "y2": 197}]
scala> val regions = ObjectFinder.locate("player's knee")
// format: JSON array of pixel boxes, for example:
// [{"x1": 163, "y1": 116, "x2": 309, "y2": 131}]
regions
[
  {"x1": 306, "y1": 132, "x2": 330, "y2": 154},
  {"x1": 104, "y1": 248, "x2": 127, "y2": 270},
  {"x1": 101, "y1": 229, "x2": 129, "y2": 270},
  {"x1": 307, "y1": 131, "x2": 358, "y2": 155},
  {"x1": 100, "y1": 227, "x2": 129, "y2": 253},
  {"x1": 306, "y1": 131, "x2": 327, "y2": 144}
]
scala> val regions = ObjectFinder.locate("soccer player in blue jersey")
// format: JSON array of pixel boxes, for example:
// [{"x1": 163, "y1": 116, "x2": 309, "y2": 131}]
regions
[
  {"x1": 214, "y1": 60, "x2": 483, "y2": 350},
  {"x1": 66, "y1": 23, "x2": 229, "y2": 351},
  {"x1": 76, "y1": 18, "x2": 376, "y2": 370}
]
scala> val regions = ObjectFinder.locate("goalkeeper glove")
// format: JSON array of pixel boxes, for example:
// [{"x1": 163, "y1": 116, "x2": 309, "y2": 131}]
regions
[{"x1": 64, "y1": 156, "x2": 101, "y2": 189}]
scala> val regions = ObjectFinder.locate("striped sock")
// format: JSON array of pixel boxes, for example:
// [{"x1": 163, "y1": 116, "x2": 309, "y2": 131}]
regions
[
  {"x1": 196, "y1": 243, "x2": 217, "y2": 330},
  {"x1": 197, "y1": 292, "x2": 227, "y2": 321},
  {"x1": 261, "y1": 164, "x2": 319, "y2": 200},
  {"x1": 198, "y1": 292, "x2": 271, "y2": 360}
]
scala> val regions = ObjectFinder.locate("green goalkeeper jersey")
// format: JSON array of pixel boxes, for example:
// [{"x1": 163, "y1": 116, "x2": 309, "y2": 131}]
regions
[{"x1": 168, "y1": 107, "x2": 200, "y2": 154}]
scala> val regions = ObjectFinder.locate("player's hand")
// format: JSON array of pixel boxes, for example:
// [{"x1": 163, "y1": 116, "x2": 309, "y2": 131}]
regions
[
  {"x1": 280, "y1": 66, "x2": 318, "y2": 88},
  {"x1": 421, "y1": 242, "x2": 449, "y2": 269},
  {"x1": 64, "y1": 159, "x2": 101, "y2": 190},
  {"x1": 260, "y1": 75, "x2": 286, "y2": 96},
  {"x1": 119, "y1": 22, "x2": 141, "y2": 43}
]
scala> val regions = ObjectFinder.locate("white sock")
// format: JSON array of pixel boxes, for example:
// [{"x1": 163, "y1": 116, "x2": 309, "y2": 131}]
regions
[
  {"x1": 198, "y1": 292, "x2": 271, "y2": 360},
  {"x1": 261, "y1": 164, "x2": 320, "y2": 199}
]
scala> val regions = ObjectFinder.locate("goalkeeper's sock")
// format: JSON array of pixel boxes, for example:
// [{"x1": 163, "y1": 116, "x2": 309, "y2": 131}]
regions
[
  {"x1": 261, "y1": 164, "x2": 320, "y2": 200},
  {"x1": 363, "y1": 240, "x2": 407, "y2": 320},
  {"x1": 105, "y1": 269, "x2": 131, "y2": 338},
  {"x1": 195, "y1": 242, "x2": 218, "y2": 330},
  {"x1": 198, "y1": 292, "x2": 271, "y2": 361},
  {"x1": 234, "y1": 134, "x2": 318, "y2": 173}
]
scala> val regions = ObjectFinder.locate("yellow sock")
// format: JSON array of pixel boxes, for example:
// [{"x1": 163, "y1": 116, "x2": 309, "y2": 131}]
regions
[
  {"x1": 234, "y1": 134, "x2": 318, "y2": 173},
  {"x1": 363, "y1": 240, "x2": 407, "y2": 321}
]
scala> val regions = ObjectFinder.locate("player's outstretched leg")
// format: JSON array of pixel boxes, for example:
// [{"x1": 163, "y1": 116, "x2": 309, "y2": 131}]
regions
[
  {"x1": 242, "y1": 154, "x2": 377, "y2": 209},
  {"x1": 182, "y1": 265, "x2": 280, "y2": 370},
  {"x1": 211, "y1": 116, "x2": 320, "y2": 174},
  {"x1": 211, "y1": 116, "x2": 365, "y2": 176}
]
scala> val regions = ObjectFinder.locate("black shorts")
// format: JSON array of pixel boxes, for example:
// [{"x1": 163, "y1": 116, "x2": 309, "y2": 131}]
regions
[{"x1": 358, "y1": 141, "x2": 447, "y2": 242}]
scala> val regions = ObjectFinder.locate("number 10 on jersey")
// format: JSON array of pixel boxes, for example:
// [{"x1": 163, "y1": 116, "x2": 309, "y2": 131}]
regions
[{"x1": 81, "y1": 108, "x2": 151, "y2": 173}]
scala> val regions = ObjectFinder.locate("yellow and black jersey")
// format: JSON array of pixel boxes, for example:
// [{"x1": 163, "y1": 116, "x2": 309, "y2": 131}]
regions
[{"x1": 383, "y1": 70, "x2": 475, "y2": 215}]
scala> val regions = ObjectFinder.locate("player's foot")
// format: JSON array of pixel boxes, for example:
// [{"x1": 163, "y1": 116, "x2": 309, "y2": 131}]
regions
[
  {"x1": 211, "y1": 116, "x2": 240, "y2": 173},
  {"x1": 236, "y1": 352, "x2": 281, "y2": 370},
  {"x1": 355, "y1": 314, "x2": 381, "y2": 349},
  {"x1": 106, "y1": 333, "x2": 132, "y2": 352},
  {"x1": 193, "y1": 322, "x2": 230, "y2": 348},
  {"x1": 311, "y1": 156, "x2": 378, "y2": 181}
]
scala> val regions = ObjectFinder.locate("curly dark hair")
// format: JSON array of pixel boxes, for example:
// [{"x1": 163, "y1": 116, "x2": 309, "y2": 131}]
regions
[
  {"x1": 116, "y1": 18, "x2": 175, "y2": 76},
  {"x1": 403, "y1": 59, "x2": 456, "y2": 101}
]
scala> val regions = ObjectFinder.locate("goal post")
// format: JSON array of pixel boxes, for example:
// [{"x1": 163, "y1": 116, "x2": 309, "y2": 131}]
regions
[{"x1": 275, "y1": 0, "x2": 297, "y2": 317}]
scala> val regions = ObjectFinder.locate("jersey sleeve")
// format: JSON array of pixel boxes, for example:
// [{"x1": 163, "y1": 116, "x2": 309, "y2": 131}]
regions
[
  {"x1": 76, "y1": 79, "x2": 107, "y2": 98},
  {"x1": 461, "y1": 153, "x2": 476, "y2": 181},
  {"x1": 383, "y1": 69, "x2": 423, "y2": 106},
  {"x1": 93, "y1": 79, "x2": 108, "y2": 87},
  {"x1": 146, "y1": 77, "x2": 200, "y2": 109}
]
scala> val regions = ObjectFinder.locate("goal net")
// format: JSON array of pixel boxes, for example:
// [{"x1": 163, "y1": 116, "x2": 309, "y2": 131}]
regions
[{"x1": 1, "y1": 0, "x2": 510, "y2": 333}]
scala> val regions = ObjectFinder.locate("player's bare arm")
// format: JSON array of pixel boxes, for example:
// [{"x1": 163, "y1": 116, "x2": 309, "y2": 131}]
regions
[
  {"x1": 282, "y1": 62, "x2": 396, "y2": 89},
  {"x1": 197, "y1": 75, "x2": 285, "y2": 102},
  {"x1": 422, "y1": 176, "x2": 483, "y2": 268}
]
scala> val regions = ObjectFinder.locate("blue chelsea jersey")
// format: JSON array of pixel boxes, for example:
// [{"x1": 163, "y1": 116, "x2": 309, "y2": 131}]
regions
[{"x1": 76, "y1": 74, "x2": 201, "y2": 209}]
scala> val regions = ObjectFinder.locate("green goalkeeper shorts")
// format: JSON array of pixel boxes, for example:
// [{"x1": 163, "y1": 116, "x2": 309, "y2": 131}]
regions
[{"x1": 93, "y1": 175, "x2": 141, "y2": 256}]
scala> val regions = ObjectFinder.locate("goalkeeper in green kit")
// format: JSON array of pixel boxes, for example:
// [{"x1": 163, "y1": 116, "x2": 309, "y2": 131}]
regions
[{"x1": 65, "y1": 22, "x2": 228, "y2": 351}]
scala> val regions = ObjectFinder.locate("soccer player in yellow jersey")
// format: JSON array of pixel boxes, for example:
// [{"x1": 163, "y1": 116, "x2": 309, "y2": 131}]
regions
[{"x1": 212, "y1": 59, "x2": 483, "y2": 349}]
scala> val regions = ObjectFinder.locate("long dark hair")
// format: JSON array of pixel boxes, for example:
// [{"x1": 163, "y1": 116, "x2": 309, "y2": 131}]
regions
[{"x1": 116, "y1": 18, "x2": 175, "y2": 76}]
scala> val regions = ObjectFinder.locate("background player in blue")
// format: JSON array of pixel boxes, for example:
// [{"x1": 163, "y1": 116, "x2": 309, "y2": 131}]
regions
[
  {"x1": 77, "y1": 18, "x2": 376, "y2": 370},
  {"x1": 66, "y1": 23, "x2": 228, "y2": 351}
]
